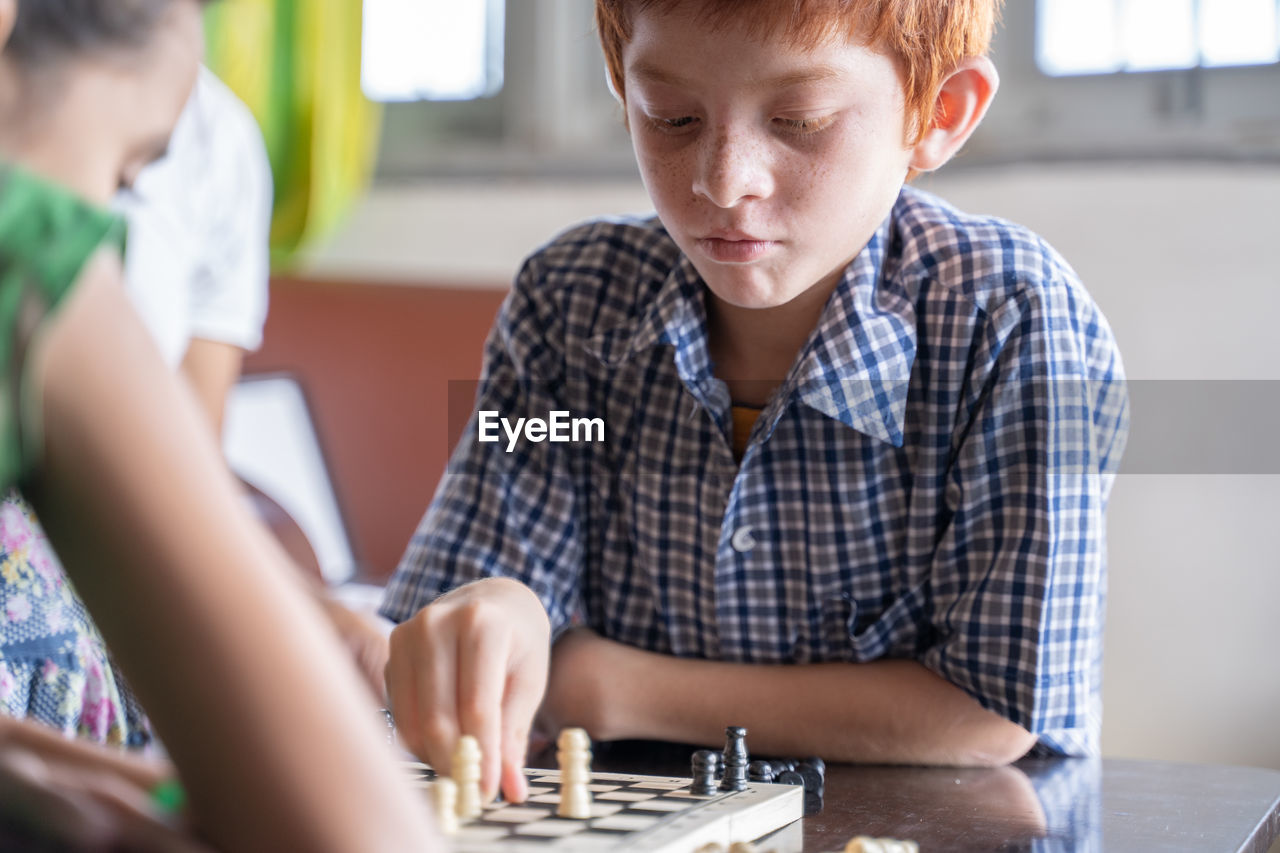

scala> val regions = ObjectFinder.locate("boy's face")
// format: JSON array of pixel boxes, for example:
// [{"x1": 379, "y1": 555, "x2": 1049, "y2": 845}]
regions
[{"x1": 623, "y1": 4, "x2": 915, "y2": 313}]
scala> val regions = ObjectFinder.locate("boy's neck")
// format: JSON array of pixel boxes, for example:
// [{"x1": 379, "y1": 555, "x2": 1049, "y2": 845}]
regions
[{"x1": 706, "y1": 274, "x2": 839, "y2": 408}]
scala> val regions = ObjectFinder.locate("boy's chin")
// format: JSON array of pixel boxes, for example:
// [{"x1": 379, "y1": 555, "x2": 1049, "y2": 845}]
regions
[{"x1": 701, "y1": 273, "x2": 814, "y2": 312}]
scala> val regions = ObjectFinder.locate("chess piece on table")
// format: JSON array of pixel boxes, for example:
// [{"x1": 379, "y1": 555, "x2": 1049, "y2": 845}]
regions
[
  {"x1": 430, "y1": 778, "x2": 459, "y2": 835},
  {"x1": 557, "y1": 727, "x2": 594, "y2": 819},
  {"x1": 691, "y1": 749, "x2": 721, "y2": 795},
  {"x1": 747, "y1": 760, "x2": 774, "y2": 783},
  {"x1": 452, "y1": 734, "x2": 483, "y2": 819},
  {"x1": 719, "y1": 726, "x2": 749, "y2": 792}
]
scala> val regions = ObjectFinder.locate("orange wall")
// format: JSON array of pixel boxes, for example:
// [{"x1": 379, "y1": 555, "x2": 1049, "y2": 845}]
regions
[{"x1": 244, "y1": 277, "x2": 507, "y2": 583}]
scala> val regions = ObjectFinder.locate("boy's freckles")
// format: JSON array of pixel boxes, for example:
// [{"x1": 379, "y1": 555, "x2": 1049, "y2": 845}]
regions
[{"x1": 621, "y1": 4, "x2": 916, "y2": 314}]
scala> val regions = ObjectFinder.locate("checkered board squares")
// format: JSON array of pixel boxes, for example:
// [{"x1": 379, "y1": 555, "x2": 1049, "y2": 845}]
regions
[{"x1": 403, "y1": 763, "x2": 804, "y2": 852}]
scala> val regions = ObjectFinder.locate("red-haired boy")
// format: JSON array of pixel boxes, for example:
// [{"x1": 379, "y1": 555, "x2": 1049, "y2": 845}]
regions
[{"x1": 382, "y1": 0, "x2": 1128, "y2": 804}]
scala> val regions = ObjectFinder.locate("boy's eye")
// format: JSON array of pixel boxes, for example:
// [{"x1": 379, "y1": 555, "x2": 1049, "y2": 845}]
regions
[
  {"x1": 774, "y1": 115, "x2": 836, "y2": 135},
  {"x1": 645, "y1": 115, "x2": 699, "y2": 133}
]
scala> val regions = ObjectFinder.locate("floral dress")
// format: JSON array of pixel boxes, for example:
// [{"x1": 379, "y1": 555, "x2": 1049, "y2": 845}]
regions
[{"x1": 0, "y1": 164, "x2": 151, "y2": 747}]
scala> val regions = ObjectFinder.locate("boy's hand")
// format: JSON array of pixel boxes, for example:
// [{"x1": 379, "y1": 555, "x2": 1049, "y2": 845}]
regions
[{"x1": 385, "y1": 577, "x2": 550, "y2": 804}]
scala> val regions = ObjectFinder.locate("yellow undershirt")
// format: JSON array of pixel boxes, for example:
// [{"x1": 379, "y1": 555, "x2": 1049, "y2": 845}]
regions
[{"x1": 731, "y1": 404, "x2": 764, "y2": 463}]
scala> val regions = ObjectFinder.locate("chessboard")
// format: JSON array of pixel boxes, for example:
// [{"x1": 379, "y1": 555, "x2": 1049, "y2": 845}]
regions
[{"x1": 404, "y1": 762, "x2": 804, "y2": 852}]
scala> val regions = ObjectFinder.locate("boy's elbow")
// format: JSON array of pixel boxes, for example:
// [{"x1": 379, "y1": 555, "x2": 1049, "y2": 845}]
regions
[{"x1": 958, "y1": 722, "x2": 1038, "y2": 767}]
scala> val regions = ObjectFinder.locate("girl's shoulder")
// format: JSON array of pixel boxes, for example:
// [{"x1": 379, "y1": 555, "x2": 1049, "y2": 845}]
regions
[
  {"x1": 0, "y1": 165, "x2": 126, "y2": 489},
  {"x1": 0, "y1": 165, "x2": 126, "y2": 296}
]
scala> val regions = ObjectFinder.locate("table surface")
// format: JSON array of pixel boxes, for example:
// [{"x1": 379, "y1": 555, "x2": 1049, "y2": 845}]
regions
[{"x1": 529, "y1": 740, "x2": 1280, "y2": 852}]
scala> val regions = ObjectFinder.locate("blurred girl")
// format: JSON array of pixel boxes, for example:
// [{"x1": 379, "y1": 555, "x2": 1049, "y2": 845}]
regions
[{"x1": 0, "y1": 1, "x2": 441, "y2": 849}]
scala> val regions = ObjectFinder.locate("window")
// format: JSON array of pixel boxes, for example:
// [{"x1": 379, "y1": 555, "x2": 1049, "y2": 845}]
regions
[
  {"x1": 361, "y1": 0, "x2": 505, "y2": 102},
  {"x1": 370, "y1": 0, "x2": 633, "y2": 180},
  {"x1": 1037, "y1": 0, "x2": 1280, "y2": 75},
  {"x1": 364, "y1": 0, "x2": 1280, "y2": 177}
]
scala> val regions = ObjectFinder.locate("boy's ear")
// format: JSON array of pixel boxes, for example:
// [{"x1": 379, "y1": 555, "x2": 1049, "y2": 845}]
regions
[{"x1": 908, "y1": 56, "x2": 999, "y2": 174}]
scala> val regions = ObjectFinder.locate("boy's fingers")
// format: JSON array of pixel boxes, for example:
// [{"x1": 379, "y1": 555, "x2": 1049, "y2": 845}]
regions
[
  {"x1": 387, "y1": 614, "x2": 459, "y2": 773},
  {"x1": 504, "y1": 643, "x2": 550, "y2": 741},
  {"x1": 499, "y1": 653, "x2": 547, "y2": 804},
  {"x1": 499, "y1": 719, "x2": 531, "y2": 804},
  {"x1": 455, "y1": 623, "x2": 507, "y2": 801},
  {"x1": 417, "y1": 629, "x2": 459, "y2": 775}
]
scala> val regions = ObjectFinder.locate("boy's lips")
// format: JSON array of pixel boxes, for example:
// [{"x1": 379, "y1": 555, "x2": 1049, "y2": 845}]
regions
[{"x1": 696, "y1": 232, "x2": 778, "y2": 263}]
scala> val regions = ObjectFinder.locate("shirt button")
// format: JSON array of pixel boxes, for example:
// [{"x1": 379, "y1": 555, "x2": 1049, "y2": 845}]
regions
[{"x1": 730, "y1": 526, "x2": 756, "y2": 553}]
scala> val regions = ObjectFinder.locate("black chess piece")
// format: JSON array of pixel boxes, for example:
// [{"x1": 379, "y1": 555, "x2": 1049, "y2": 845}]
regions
[
  {"x1": 690, "y1": 749, "x2": 719, "y2": 795},
  {"x1": 719, "y1": 726, "x2": 749, "y2": 792},
  {"x1": 776, "y1": 769, "x2": 804, "y2": 788},
  {"x1": 797, "y1": 762, "x2": 825, "y2": 816},
  {"x1": 747, "y1": 760, "x2": 774, "y2": 783},
  {"x1": 768, "y1": 759, "x2": 790, "y2": 778}
]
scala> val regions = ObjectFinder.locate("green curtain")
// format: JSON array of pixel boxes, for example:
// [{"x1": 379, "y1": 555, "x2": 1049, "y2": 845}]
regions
[{"x1": 204, "y1": 0, "x2": 382, "y2": 268}]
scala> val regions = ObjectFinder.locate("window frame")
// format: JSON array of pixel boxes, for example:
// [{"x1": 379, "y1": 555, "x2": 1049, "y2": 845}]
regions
[{"x1": 369, "y1": 0, "x2": 1280, "y2": 180}]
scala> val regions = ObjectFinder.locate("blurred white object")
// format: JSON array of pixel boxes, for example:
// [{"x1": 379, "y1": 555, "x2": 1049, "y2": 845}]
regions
[{"x1": 223, "y1": 374, "x2": 357, "y2": 584}]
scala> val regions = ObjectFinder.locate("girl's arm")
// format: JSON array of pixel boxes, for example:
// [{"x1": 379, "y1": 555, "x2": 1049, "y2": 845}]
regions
[{"x1": 26, "y1": 251, "x2": 441, "y2": 852}]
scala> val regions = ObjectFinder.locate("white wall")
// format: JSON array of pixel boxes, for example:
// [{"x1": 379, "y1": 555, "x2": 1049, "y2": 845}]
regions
[
  {"x1": 304, "y1": 162, "x2": 1280, "y2": 770},
  {"x1": 920, "y1": 165, "x2": 1280, "y2": 772}
]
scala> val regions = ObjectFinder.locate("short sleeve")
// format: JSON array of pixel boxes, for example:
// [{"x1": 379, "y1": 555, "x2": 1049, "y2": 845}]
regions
[
  {"x1": 184, "y1": 70, "x2": 271, "y2": 352},
  {"x1": 117, "y1": 68, "x2": 271, "y2": 363},
  {"x1": 920, "y1": 276, "x2": 1128, "y2": 755},
  {"x1": 0, "y1": 166, "x2": 125, "y2": 488}
]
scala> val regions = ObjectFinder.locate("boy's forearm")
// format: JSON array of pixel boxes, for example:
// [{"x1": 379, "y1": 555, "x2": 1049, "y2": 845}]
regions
[{"x1": 548, "y1": 631, "x2": 1036, "y2": 767}]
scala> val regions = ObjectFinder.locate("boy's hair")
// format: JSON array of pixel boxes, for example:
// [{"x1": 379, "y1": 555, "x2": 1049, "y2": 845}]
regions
[
  {"x1": 7, "y1": 0, "x2": 211, "y2": 70},
  {"x1": 595, "y1": 0, "x2": 1002, "y2": 143}
]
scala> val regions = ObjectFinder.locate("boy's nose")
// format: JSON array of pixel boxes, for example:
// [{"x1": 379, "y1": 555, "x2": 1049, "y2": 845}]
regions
[{"x1": 691, "y1": 128, "x2": 774, "y2": 208}]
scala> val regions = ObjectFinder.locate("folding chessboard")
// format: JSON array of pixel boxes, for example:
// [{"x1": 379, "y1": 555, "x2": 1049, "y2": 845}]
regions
[{"x1": 404, "y1": 762, "x2": 804, "y2": 852}]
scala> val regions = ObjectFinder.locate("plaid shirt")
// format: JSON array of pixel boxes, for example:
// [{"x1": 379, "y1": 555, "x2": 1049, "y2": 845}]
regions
[{"x1": 382, "y1": 186, "x2": 1128, "y2": 756}]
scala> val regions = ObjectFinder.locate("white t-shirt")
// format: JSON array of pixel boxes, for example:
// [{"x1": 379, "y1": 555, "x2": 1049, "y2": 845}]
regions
[{"x1": 114, "y1": 67, "x2": 272, "y2": 367}]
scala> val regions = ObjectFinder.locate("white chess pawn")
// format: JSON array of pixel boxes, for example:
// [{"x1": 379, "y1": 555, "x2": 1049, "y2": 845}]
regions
[
  {"x1": 431, "y1": 778, "x2": 459, "y2": 835},
  {"x1": 556, "y1": 727, "x2": 593, "y2": 819},
  {"x1": 453, "y1": 735, "x2": 483, "y2": 820}
]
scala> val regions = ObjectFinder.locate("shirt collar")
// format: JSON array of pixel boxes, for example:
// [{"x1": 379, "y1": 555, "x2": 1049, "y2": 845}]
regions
[
  {"x1": 585, "y1": 209, "x2": 916, "y2": 447},
  {"x1": 790, "y1": 213, "x2": 916, "y2": 448},
  {"x1": 585, "y1": 252, "x2": 726, "y2": 408}
]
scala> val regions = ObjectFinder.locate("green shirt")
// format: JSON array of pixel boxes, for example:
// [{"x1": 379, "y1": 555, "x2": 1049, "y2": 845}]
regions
[{"x1": 0, "y1": 165, "x2": 125, "y2": 488}]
